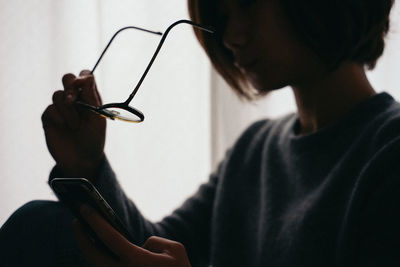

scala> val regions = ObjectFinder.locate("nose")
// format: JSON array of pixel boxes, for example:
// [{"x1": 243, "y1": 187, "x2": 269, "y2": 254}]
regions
[{"x1": 222, "y1": 10, "x2": 249, "y2": 53}]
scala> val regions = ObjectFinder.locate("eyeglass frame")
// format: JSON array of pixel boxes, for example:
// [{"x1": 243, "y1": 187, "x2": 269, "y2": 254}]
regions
[{"x1": 76, "y1": 19, "x2": 214, "y2": 123}]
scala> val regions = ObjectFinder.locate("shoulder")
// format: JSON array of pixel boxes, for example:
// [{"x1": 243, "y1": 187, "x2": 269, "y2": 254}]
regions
[
  {"x1": 355, "y1": 93, "x2": 400, "y2": 155},
  {"x1": 370, "y1": 93, "x2": 400, "y2": 133},
  {"x1": 370, "y1": 102, "x2": 400, "y2": 148},
  {"x1": 351, "y1": 94, "x2": 400, "y2": 213},
  {"x1": 359, "y1": 95, "x2": 400, "y2": 217}
]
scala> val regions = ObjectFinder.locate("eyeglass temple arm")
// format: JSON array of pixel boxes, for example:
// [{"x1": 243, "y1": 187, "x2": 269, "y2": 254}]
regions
[
  {"x1": 124, "y1": 19, "x2": 214, "y2": 104},
  {"x1": 91, "y1": 26, "x2": 163, "y2": 74}
]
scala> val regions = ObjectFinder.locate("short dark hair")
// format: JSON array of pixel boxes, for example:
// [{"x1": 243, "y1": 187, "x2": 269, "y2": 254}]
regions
[{"x1": 188, "y1": 0, "x2": 394, "y2": 99}]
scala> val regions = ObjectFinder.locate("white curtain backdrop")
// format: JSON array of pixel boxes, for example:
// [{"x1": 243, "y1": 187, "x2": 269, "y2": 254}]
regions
[
  {"x1": 0, "y1": 0, "x2": 399, "y2": 227},
  {"x1": 0, "y1": 0, "x2": 211, "y2": 225}
]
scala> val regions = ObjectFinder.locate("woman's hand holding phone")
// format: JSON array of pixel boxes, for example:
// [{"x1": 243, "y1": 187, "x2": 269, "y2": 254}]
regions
[
  {"x1": 73, "y1": 205, "x2": 192, "y2": 267},
  {"x1": 41, "y1": 70, "x2": 106, "y2": 182}
]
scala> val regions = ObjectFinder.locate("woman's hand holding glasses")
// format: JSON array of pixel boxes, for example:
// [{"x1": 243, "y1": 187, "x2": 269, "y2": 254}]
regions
[
  {"x1": 41, "y1": 70, "x2": 106, "y2": 182},
  {"x1": 41, "y1": 20, "x2": 213, "y2": 181}
]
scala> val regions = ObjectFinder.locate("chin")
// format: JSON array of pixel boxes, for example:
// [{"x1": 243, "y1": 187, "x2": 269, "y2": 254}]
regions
[
  {"x1": 248, "y1": 75, "x2": 288, "y2": 93},
  {"x1": 245, "y1": 65, "x2": 290, "y2": 92}
]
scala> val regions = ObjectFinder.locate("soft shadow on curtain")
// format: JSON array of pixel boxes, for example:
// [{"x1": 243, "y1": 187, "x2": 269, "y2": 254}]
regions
[{"x1": 0, "y1": 0, "x2": 211, "y2": 225}]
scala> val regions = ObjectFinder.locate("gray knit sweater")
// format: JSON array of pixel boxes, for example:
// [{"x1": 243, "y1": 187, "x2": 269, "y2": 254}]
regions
[{"x1": 93, "y1": 92, "x2": 400, "y2": 267}]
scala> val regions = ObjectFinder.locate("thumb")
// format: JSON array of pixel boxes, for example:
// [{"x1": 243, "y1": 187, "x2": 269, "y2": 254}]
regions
[
  {"x1": 143, "y1": 236, "x2": 187, "y2": 254},
  {"x1": 75, "y1": 69, "x2": 102, "y2": 107}
]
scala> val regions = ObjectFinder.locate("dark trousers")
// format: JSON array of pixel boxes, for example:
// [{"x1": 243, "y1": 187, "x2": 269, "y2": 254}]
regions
[{"x1": 0, "y1": 200, "x2": 89, "y2": 266}]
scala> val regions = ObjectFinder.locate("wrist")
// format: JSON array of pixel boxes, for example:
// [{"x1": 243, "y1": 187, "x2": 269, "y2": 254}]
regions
[{"x1": 55, "y1": 153, "x2": 105, "y2": 183}]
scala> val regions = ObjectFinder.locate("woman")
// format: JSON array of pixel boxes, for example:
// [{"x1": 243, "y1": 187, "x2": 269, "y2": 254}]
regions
[{"x1": 1, "y1": 0, "x2": 398, "y2": 266}]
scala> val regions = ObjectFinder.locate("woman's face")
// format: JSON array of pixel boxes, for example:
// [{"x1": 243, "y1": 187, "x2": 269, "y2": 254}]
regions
[{"x1": 220, "y1": 0, "x2": 325, "y2": 91}]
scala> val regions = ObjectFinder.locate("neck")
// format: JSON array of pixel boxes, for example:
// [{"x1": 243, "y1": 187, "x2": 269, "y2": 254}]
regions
[{"x1": 291, "y1": 63, "x2": 376, "y2": 135}]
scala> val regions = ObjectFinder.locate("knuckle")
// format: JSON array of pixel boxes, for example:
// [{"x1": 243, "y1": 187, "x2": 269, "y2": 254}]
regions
[
  {"x1": 148, "y1": 236, "x2": 158, "y2": 242},
  {"x1": 74, "y1": 76, "x2": 94, "y2": 91},
  {"x1": 41, "y1": 105, "x2": 52, "y2": 122},
  {"x1": 41, "y1": 105, "x2": 60, "y2": 126},
  {"x1": 62, "y1": 73, "x2": 76, "y2": 85},
  {"x1": 44, "y1": 104, "x2": 55, "y2": 114},
  {"x1": 52, "y1": 90, "x2": 64, "y2": 103},
  {"x1": 145, "y1": 235, "x2": 158, "y2": 246},
  {"x1": 172, "y1": 241, "x2": 185, "y2": 251},
  {"x1": 79, "y1": 69, "x2": 91, "y2": 76},
  {"x1": 82, "y1": 75, "x2": 95, "y2": 86}
]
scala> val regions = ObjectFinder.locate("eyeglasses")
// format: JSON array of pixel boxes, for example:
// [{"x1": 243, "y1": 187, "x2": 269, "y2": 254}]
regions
[{"x1": 77, "y1": 20, "x2": 214, "y2": 123}]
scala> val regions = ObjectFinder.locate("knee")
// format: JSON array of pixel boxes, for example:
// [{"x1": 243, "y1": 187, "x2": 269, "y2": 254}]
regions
[
  {"x1": 15, "y1": 200, "x2": 59, "y2": 215},
  {"x1": 0, "y1": 200, "x2": 69, "y2": 234},
  {"x1": 0, "y1": 201, "x2": 77, "y2": 264},
  {"x1": 7, "y1": 200, "x2": 60, "y2": 223}
]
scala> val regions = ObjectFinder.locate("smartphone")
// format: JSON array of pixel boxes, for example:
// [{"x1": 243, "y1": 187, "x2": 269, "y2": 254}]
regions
[{"x1": 50, "y1": 178, "x2": 134, "y2": 249}]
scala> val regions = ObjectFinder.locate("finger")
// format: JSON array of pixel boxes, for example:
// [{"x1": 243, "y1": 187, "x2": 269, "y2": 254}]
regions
[
  {"x1": 41, "y1": 104, "x2": 65, "y2": 129},
  {"x1": 62, "y1": 73, "x2": 79, "y2": 104},
  {"x1": 72, "y1": 219, "x2": 117, "y2": 267},
  {"x1": 143, "y1": 236, "x2": 186, "y2": 255},
  {"x1": 79, "y1": 69, "x2": 92, "y2": 77},
  {"x1": 143, "y1": 236, "x2": 172, "y2": 253},
  {"x1": 80, "y1": 69, "x2": 103, "y2": 104},
  {"x1": 52, "y1": 90, "x2": 80, "y2": 130},
  {"x1": 80, "y1": 205, "x2": 173, "y2": 265},
  {"x1": 73, "y1": 71, "x2": 102, "y2": 107},
  {"x1": 143, "y1": 236, "x2": 191, "y2": 266},
  {"x1": 80, "y1": 205, "x2": 144, "y2": 258}
]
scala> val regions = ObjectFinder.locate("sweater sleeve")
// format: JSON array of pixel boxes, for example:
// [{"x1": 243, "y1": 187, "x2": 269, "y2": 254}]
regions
[
  {"x1": 357, "y1": 171, "x2": 400, "y2": 266},
  {"x1": 50, "y1": 156, "x2": 220, "y2": 266}
]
